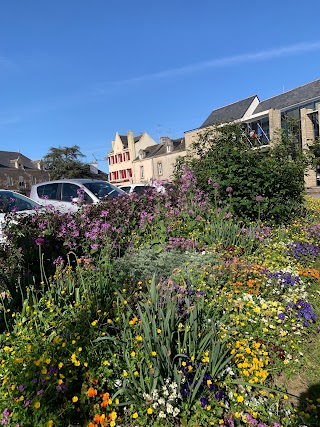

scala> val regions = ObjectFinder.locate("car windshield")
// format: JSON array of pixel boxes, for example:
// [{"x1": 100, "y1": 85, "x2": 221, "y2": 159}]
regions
[
  {"x1": 0, "y1": 191, "x2": 41, "y2": 213},
  {"x1": 133, "y1": 186, "x2": 151, "y2": 194},
  {"x1": 82, "y1": 181, "x2": 124, "y2": 200}
]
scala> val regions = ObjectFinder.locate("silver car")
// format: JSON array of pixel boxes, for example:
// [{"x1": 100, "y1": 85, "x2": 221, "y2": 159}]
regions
[{"x1": 30, "y1": 179, "x2": 126, "y2": 212}]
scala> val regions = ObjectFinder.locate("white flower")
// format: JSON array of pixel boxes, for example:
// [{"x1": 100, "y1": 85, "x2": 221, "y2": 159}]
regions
[
  {"x1": 114, "y1": 379, "x2": 122, "y2": 388},
  {"x1": 158, "y1": 411, "x2": 166, "y2": 418},
  {"x1": 166, "y1": 403, "x2": 173, "y2": 414},
  {"x1": 158, "y1": 397, "x2": 165, "y2": 405},
  {"x1": 172, "y1": 407, "x2": 180, "y2": 417}
]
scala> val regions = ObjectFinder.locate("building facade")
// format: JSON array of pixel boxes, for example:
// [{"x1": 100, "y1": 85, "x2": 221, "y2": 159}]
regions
[
  {"x1": 107, "y1": 131, "x2": 157, "y2": 185},
  {"x1": 0, "y1": 151, "x2": 50, "y2": 195},
  {"x1": 185, "y1": 79, "x2": 320, "y2": 193},
  {"x1": 132, "y1": 136, "x2": 186, "y2": 184}
]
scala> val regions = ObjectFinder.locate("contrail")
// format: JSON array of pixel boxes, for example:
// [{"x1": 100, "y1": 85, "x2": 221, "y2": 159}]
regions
[{"x1": 110, "y1": 41, "x2": 320, "y2": 86}]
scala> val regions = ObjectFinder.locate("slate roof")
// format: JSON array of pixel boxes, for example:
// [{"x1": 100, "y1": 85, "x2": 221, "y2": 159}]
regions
[
  {"x1": 119, "y1": 134, "x2": 142, "y2": 149},
  {"x1": 201, "y1": 95, "x2": 257, "y2": 127},
  {"x1": 135, "y1": 138, "x2": 185, "y2": 160},
  {"x1": 0, "y1": 151, "x2": 39, "y2": 169},
  {"x1": 253, "y1": 78, "x2": 320, "y2": 114},
  {"x1": 119, "y1": 135, "x2": 128, "y2": 148}
]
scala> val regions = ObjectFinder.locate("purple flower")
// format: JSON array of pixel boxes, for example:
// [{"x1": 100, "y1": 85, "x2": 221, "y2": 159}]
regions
[
  {"x1": 35, "y1": 237, "x2": 45, "y2": 246},
  {"x1": 24, "y1": 399, "x2": 32, "y2": 407},
  {"x1": 2, "y1": 409, "x2": 11, "y2": 418},
  {"x1": 213, "y1": 182, "x2": 219, "y2": 188},
  {"x1": 226, "y1": 187, "x2": 233, "y2": 193},
  {"x1": 18, "y1": 384, "x2": 24, "y2": 392},
  {"x1": 1, "y1": 419, "x2": 9, "y2": 425},
  {"x1": 278, "y1": 313, "x2": 285, "y2": 320},
  {"x1": 256, "y1": 195, "x2": 263, "y2": 202},
  {"x1": 200, "y1": 396, "x2": 208, "y2": 408}
]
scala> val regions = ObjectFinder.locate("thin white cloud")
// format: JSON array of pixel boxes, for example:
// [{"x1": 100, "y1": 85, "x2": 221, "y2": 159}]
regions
[
  {"x1": 0, "y1": 54, "x2": 15, "y2": 70},
  {"x1": 108, "y1": 41, "x2": 320, "y2": 86}
]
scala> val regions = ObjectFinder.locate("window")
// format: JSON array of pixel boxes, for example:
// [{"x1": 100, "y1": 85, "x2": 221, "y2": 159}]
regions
[
  {"x1": 126, "y1": 152, "x2": 130, "y2": 161},
  {"x1": 317, "y1": 165, "x2": 320, "y2": 186},
  {"x1": 61, "y1": 183, "x2": 80, "y2": 202},
  {"x1": 19, "y1": 176, "x2": 25, "y2": 188},
  {"x1": 140, "y1": 165, "x2": 144, "y2": 179},
  {"x1": 139, "y1": 150, "x2": 145, "y2": 160},
  {"x1": 36, "y1": 183, "x2": 59, "y2": 200},
  {"x1": 312, "y1": 112, "x2": 319, "y2": 139},
  {"x1": 166, "y1": 145, "x2": 171, "y2": 153},
  {"x1": 157, "y1": 162, "x2": 163, "y2": 175},
  {"x1": 32, "y1": 176, "x2": 37, "y2": 185},
  {"x1": 127, "y1": 168, "x2": 132, "y2": 178},
  {"x1": 6, "y1": 176, "x2": 13, "y2": 186}
]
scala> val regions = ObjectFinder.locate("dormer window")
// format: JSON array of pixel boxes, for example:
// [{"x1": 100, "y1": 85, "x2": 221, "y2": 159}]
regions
[
  {"x1": 138, "y1": 150, "x2": 145, "y2": 160},
  {"x1": 166, "y1": 145, "x2": 172, "y2": 153}
]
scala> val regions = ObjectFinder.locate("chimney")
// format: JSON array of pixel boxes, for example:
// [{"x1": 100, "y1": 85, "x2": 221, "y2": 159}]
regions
[{"x1": 127, "y1": 130, "x2": 135, "y2": 159}]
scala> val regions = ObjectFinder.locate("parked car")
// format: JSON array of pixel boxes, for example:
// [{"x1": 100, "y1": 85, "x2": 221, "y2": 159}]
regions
[
  {"x1": 0, "y1": 190, "x2": 42, "y2": 243},
  {"x1": 30, "y1": 179, "x2": 126, "y2": 212},
  {"x1": 118, "y1": 183, "x2": 167, "y2": 194},
  {"x1": 118, "y1": 183, "x2": 153, "y2": 194}
]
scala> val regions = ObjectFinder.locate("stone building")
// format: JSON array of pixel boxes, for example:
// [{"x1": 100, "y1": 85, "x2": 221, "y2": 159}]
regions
[
  {"x1": 0, "y1": 151, "x2": 50, "y2": 196},
  {"x1": 185, "y1": 78, "x2": 320, "y2": 194}
]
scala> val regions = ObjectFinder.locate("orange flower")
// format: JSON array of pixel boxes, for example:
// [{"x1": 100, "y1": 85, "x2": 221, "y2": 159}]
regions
[
  {"x1": 90, "y1": 378, "x2": 99, "y2": 385},
  {"x1": 102, "y1": 392, "x2": 110, "y2": 401},
  {"x1": 93, "y1": 414, "x2": 101, "y2": 423},
  {"x1": 87, "y1": 387, "x2": 98, "y2": 397}
]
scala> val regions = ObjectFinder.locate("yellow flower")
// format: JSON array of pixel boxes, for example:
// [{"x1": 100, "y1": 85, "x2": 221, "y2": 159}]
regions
[
  {"x1": 91, "y1": 320, "x2": 98, "y2": 326},
  {"x1": 123, "y1": 370, "x2": 128, "y2": 377},
  {"x1": 131, "y1": 351, "x2": 136, "y2": 357},
  {"x1": 134, "y1": 371, "x2": 139, "y2": 377},
  {"x1": 132, "y1": 412, "x2": 139, "y2": 419},
  {"x1": 109, "y1": 411, "x2": 117, "y2": 420},
  {"x1": 72, "y1": 396, "x2": 78, "y2": 403},
  {"x1": 157, "y1": 328, "x2": 161, "y2": 334},
  {"x1": 237, "y1": 395, "x2": 244, "y2": 403},
  {"x1": 34, "y1": 401, "x2": 41, "y2": 408},
  {"x1": 135, "y1": 335, "x2": 143, "y2": 342},
  {"x1": 147, "y1": 408, "x2": 153, "y2": 414},
  {"x1": 48, "y1": 421, "x2": 54, "y2": 427}
]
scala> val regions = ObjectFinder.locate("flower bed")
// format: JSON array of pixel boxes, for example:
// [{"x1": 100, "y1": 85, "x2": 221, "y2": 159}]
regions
[{"x1": 0, "y1": 173, "x2": 320, "y2": 426}]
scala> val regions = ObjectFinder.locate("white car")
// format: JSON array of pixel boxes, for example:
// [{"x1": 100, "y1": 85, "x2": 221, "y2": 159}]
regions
[
  {"x1": 30, "y1": 179, "x2": 126, "y2": 212},
  {"x1": 0, "y1": 190, "x2": 42, "y2": 243},
  {"x1": 118, "y1": 183, "x2": 166, "y2": 194}
]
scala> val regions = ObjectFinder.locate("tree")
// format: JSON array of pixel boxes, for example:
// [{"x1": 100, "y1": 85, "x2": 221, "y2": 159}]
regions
[
  {"x1": 176, "y1": 121, "x2": 312, "y2": 224},
  {"x1": 43, "y1": 145, "x2": 98, "y2": 179}
]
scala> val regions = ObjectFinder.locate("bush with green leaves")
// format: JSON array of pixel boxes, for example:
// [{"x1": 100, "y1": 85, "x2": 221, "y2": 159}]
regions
[{"x1": 179, "y1": 121, "x2": 311, "y2": 224}]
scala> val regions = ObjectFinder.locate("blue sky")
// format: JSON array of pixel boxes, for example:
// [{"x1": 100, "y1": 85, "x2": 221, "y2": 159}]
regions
[{"x1": 1, "y1": 1, "x2": 320, "y2": 173}]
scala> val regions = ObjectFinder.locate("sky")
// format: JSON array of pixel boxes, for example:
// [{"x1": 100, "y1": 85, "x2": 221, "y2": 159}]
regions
[{"x1": 1, "y1": 1, "x2": 320, "y2": 173}]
